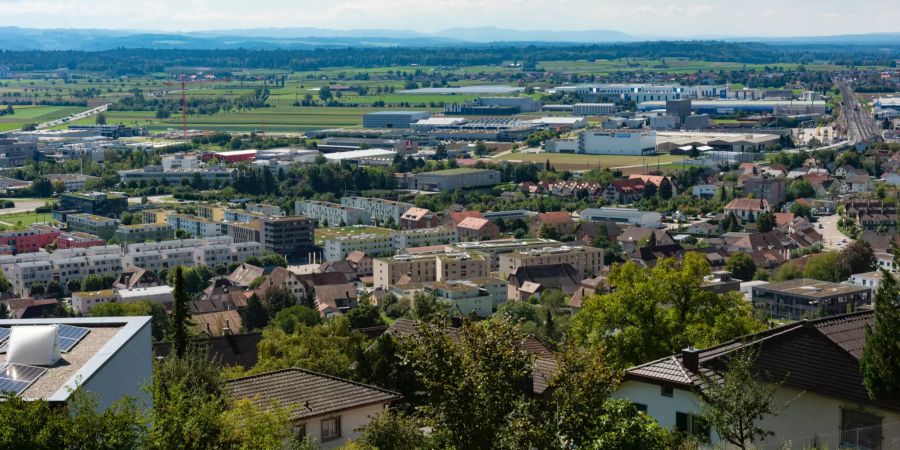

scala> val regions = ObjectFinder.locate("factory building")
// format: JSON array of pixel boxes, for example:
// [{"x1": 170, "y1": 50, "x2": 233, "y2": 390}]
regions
[
  {"x1": 404, "y1": 168, "x2": 502, "y2": 191},
  {"x1": 546, "y1": 130, "x2": 657, "y2": 155},
  {"x1": 579, "y1": 207, "x2": 662, "y2": 228},
  {"x1": 572, "y1": 103, "x2": 616, "y2": 116},
  {"x1": 362, "y1": 111, "x2": 431, "y2": 128},
  {"x1": 637, "y1": 100, "x2": 828, "y2": 115}
]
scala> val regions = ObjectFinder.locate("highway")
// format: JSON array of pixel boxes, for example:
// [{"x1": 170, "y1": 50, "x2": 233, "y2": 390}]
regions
[
  {"x1": 836, "y1": 79, "x2": 882, "y2": 145},
  {"x1": 34, "y1": 103, "x2": 111, "y2": 130}
]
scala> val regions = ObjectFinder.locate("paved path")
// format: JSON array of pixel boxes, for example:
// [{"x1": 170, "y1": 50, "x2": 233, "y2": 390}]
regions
[{"x1": 817, "y1": 214, "x2": 850, "y2": 251}]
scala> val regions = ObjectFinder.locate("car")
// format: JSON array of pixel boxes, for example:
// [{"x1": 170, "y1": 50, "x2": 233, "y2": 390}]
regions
[{"x1": 817, "y1": 224, "x2": 823, "y2": 229}]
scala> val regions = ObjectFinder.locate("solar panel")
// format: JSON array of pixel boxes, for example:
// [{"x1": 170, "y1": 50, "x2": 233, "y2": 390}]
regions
[
  {"x1": 57, "y1": 324, "x2": 90, "y2": 353},
  {"x1": 0, "y1": 327, "x2": 9, "y2": 343},
  {"x1": 0, "y1": 363, "x2": 47, "y2": 396}
]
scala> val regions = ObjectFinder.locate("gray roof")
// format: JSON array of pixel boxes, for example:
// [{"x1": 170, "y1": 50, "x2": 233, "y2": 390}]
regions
[{"x1": 226, "y1": 368, "x2": 401, "y2": 420}]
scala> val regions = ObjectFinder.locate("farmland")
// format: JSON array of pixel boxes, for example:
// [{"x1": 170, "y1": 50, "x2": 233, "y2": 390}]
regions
[{"x1": 0, "y1": 105, "x2": 84, "y2": 131}]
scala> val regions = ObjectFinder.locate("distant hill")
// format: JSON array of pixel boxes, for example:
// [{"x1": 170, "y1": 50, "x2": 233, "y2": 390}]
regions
[{"x1": 0, "y1": 26, "x2": 897, "y2": 51}]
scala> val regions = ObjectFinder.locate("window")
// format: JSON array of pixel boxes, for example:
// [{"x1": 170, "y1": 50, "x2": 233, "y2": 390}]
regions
[
  {"x1": 321, "y1": 416, "x2": 341, "y2": 441},
  {"x1": 634, "y1": 403, "x2": 648, "y2": 413},
  {"x1": 676, "y1": 412, "x2": 710, "y2": 441},
  {"x1": 841, "y1": 408, "x2": 882, "y2": 450},
  {"x1": 293, "y1": 423, "x2": 307, "y2": 439},
  {"x1": 661, "y1": 386, "x2": 674, "y2": 397}
]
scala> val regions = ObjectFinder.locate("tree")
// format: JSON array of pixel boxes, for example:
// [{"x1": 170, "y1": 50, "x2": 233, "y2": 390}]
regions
[
  {"x1": 726, "y1": 252, "x2": 757, "y2": 281},
  {"x1": 346, "y1": 300, "x2": 386, "y2": 329},
  {"x1": 786, "y1": 179, "x2": 815, "y2": 200},
  {"x1": 251, "y1": 315, "x2": 365, "y2": 379},
  {"x1": 31, "y1": 177, "x2": 53, "y2": 197},
  {"x1": 81, "y1": 274, "x2": 113, "y2": 291},
  {"x1": 537, "y1": 223, "x2": 561, "y2": 240},
  {"x1": 755, "y1": 211, "x2": 776, "y2": 232},
  {"x1": 401, "y1": 318, "x2": 534, "y2": 450},
  {"x1": 860, "y1": 270, "x2": 900, "y2": 403},
  {"x1": 0, "y1": 269, "x2": 10, "y2": 293},
  {"x1": 836, "y1": 240, "x2": 875, "y2": 279},
  {"x1": 473, "y1": 140, "x2": 488, "y2": 157},
  {"x1": 803, "y1": 252, "x2": 841, "y2": 282},
  {"x1": 571, "y1": 254, "x2": 764, "y2": 368},
  {"x1": 262, "y1": 285, "x2": 295, "y2": 317},
  {"x1": 699, "y1": 349, "x2": 785, "y2": 450},
  {"x1": 658, "y1": 177, "x2": 673, "y2": 200},
  {"x1": 90, "y1": 301, "x2": 169, "y2": 342},
  {"x1": 357, "y1": 410, "x2": 429, "y2": 450},
  {"x1": 271, "y1": 305, "x2": 320, "y2": 334},
  {"x1": 170, "y1": 266, "x2": 191, "y2": 358},
  {"x1": 95, "y1": 112, "x2": 107, "y2": 125},
  {"x1": 789, "y1": 202, "x2": 812, "y2": 219},
  {"x1": 241, "y1": 293, "x2": 269, "y2": 332},
  {"x1": 552, "y1": 347, "x2": 620, "y2": 447}
]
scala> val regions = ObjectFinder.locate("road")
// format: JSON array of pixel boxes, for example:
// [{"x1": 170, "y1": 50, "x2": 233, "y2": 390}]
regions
[
  {"x1": 817, "y1": 214, "x2": 850, "y2": 251},
  {"x1": 836, "y1": 79, "x2": 882, "y2": 145},
  {"x1": 34, "y1": 104, "x2": 111, "y2": 130}
]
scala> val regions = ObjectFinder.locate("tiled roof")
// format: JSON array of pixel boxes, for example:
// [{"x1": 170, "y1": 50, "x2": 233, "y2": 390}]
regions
[
  {"x1": 154, "y1": 333, "x2": 262, "y2": 369},
  {"x1": 725, "y1": 198, "x2": 769, "y2": 212},
  {"x1": 227, "y1": 368, "x2": 401, "y2": 420},
  {"x1": 457, "y1": 217, "x2": 491, "y2": 230},
  {"x1": 625, "y1": 310, "x2": 899, "y2": 411},
  {"x1": 535, "y1": 211, "x2": 573, "y2": 225}
]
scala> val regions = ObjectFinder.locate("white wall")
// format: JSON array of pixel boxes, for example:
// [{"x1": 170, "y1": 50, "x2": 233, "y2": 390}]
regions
[
  {"x1": 297, "y1": 403, "x2": 388, "y2": 449},
  {"x1": 615, "y1": 380, "x2": 900, "y2": 450}
]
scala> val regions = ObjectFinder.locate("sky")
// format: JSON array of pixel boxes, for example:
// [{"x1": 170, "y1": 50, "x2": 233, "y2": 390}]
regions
[{"x1": 0, "y1": 0, "x2": 897, "y2": 37}]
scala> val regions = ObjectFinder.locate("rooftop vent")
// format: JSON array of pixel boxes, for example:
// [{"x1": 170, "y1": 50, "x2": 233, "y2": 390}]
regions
[{"x1": 6, "y1": 325, "x2": 60, "y2": 366}]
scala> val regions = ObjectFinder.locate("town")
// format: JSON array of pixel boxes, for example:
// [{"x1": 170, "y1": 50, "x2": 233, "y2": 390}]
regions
[{"x1": 0, "y1": 10, "x2": 899, "y2": 450}]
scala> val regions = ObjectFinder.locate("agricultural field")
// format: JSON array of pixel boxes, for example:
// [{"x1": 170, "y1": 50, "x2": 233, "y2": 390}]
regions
[
  {"x1": 492, "y1": 151, "x2": 685, "y2": 171},
  {"x1": 0, "y1": 105, "x2": 85, "y2": 131}
]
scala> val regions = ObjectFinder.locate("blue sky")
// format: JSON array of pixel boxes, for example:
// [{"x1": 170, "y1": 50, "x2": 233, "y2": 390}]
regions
[{"x1": 0, "y1": 0, "x2": 896, "y2": 37}]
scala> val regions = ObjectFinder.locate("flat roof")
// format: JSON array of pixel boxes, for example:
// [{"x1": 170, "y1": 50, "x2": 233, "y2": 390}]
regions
[
  {"x1": 324, "y1": 149, "x2": 397, "y2": 160},
  {"x1": 419, "y1": 167, "x2": 495, "y2": 176},
  {"x1": 754, "y1": 278, "x2": 870, "y2": 299},
  {"x1": 398, "y1": 85, "x2": 523, "y2": 95}
]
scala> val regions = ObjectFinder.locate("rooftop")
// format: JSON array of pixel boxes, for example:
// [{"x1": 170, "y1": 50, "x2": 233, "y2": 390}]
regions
[
  {"x1": 226, "y1": 368, "x2": 401, "y2": 420},
  {"x1": 418, "y1": 168, "x2": 495, "y2": 176},
  {"x1": 754, "y1": 278, "x2": 871, "y2": 298}
]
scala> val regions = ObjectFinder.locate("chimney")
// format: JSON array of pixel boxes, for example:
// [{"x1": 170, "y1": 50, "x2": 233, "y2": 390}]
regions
[{"x1": 682, "y1": 347, "x2": 700, "y2": 373}]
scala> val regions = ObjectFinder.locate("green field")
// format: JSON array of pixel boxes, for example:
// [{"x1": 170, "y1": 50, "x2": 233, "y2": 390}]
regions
[
  {"x1": 0, "y1": 105, "x2": 86, "y2": 131},
  {"x1": 0, "y1": 212, "x2": 56, "y2": 230},
  {"x1": 493, "y1": 152, "x2": 684, "y2": 171}
]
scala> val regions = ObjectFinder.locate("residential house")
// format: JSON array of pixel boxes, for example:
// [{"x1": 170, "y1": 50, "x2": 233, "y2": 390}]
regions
[
  {"x1": 724, "y1": 198, "x2": 770, "y2": 222},
  {"x1": 529, "y1": 211, "x2": 576, "y2": 238},
  {"x1": 752, "y1": 278, "x2": 871, "y2": 319},
  {"x1": 456, "y1": 217, "x2": 500, "y2": 242},
  {"x1": 617, "y1": 228, "x2": 674, "y2": 254},
  {"x1": 227, "y1": 263, "x2": 265, "y2": 289},
  {"x1": 113, "y1": 266, "x2": 161, "y2": 290},
  {"x1": 742, "y1": 177, "x2": 786, "y2": 204},
  {"x1": 613, "y1": 311, "x2": 899, "y2": 450},
  {"x1": 507, "y1": 263, "x2": 581, "y2": 301},
  {"x1": 227, "y1": 369, "x2": 401, "y2": 449},
  {"x1": 346, "y1": 251, "x2": 373, "y2": 276},
  {"x1": 399, "y1": 207, "x2": 441, "y2": 230}
]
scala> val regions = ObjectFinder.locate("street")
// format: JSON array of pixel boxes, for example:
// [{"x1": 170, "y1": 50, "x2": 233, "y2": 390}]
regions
[{"x1": 817, "y1": 214, "x2": 851, "y2": 251}]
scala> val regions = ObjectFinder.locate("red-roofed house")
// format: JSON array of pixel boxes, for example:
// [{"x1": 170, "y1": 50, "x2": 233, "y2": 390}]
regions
[
  {"x1": 456, "y1": 217, "x2": 500, "y2": 242},
  {"x1": 399, "y1": 207, "x2": 441, "y2": 230},
  {"x1": 445, "y1": 210, "x2": 483, "y2": 227},
  {"x1": 725, "y1": 198, "x2": 770, "y2": 222},
  {"x1": 529, "y1": 211, "x2": 576, "y2": 237}
]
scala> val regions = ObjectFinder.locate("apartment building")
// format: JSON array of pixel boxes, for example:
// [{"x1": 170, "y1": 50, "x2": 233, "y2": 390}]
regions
[
  {"x1": 295, "y1": 201, "x2": 372, "y2": 227},
  {"x1": 0, "y1": 245, "x2": 123, "y2": 295},
  {"x1": 55, "y1": 231, "x2": 105, "y2": 249},
  {"x1": 340, "y1": 196, "x2": 414, "y2": 224},
  {"x1": 66, "y1": 213, "x2": 118, "y2": 240},
  {"x1": 325, "y1": 232, "x2": 395, "y2": 262},
  {"x1": 245, "y1": 203, "x2": 284, "y2": 217},
  {"x1": 196, "y1": 204, "x2": 226, "y2": 221},
  {"x1": 224, "y1": 220, "x2": 261, "y2": 244},
  {"x1": 167, "y1": 213, "x2": 224, "y2": 238},
  {"x1": 499, "y1": 245, "x2": 604, "y2": 279},
  {"x1": 58, "y1": 192, "x2": 128, "y2": 218},
  {"x1": 259, "y1": 216, "x2": 315, "y2": 257},
  {"x1": 114, "y1": 222, "x2": 175, "y2": 243},
  {"x1": 224, "y1": 209, "x2": 264, "y2": 223},
  {"x1": 117, "y1": 166, "x2": 235, "y2": 185},
  {"x1": 449, "y1": 238, "x2": 565, "y2": 271},
  {"x1": 373, "y1": 250, "x2": 489, "y2": 290},
  {"x1": 141, "y1": 209, "x2": 169, "y2": 225},
  {"x1": 399, "y1": 207, "x2": 441, "y2": 230},
  {"x1": 0, "y1": 224, "x2": 62, "y2": 255},
  {"x1": 394, "y1": 227, "x2": 458, "y2": 250},
  {"x1": 752, "y1": 278, "x2": 872, "y2": 320}
]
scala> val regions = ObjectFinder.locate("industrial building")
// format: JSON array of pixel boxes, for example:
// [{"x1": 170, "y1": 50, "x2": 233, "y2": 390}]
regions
[
  {"x1": 579, "y1": 207, "x2": 662, "y2": 228},
  {"x1": 655, "y1": 131, "x2": 780, "y2": 153},
  {"x1": 572, "y1": 103, "x2": 616, "y2": 116},
  {"x1": 546, "y1": 130, "x2": 657, "y2": 155},
  {"x1": 552, "y1": 83, "x2": 728, "y2": 102},
  {"x1": 404, "y1": 168, "x2": 501, "y2": 191},
  {"x1": 637, "y1": 100, "x2": 828, "y2": 115},
  {"x1": 362, "y1": 111, "x2": 431, "y2": 129},
  {"x1": 0, "y1": 137, "x2": 37, "y2": 168},
  {"x1": 323, "y1": 149, "x2": 397, "y2": 166},
  {"x1": 445, "y1": 97, "x2": 541, "y2": 115}
]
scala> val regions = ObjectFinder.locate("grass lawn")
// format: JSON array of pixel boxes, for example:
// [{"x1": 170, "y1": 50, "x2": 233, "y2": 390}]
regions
[
  {"x1": 0, "y1": 211, "x2": 56, "y2": 230},
  {"x1": 314, "y1": 225, "x2": 394, "y2": 245},
  {"x1": 493, "y1": 152, "x2": 684, "y2": 171}
]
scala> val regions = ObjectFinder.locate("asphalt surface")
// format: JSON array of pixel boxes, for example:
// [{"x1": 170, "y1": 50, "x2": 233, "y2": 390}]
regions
[{"x1": 836, "y1": 79, "x2": 882, "y2": 145}]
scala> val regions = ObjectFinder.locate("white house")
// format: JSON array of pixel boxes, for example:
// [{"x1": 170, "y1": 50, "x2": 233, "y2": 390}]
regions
[{"x1": 613, "y1": 311, "x2": 900, "y2": 450}]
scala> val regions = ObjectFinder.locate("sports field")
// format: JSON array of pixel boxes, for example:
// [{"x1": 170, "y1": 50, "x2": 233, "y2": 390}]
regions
[{"x1": 493, "y1": 152, "x2": 684, "y2": 171}]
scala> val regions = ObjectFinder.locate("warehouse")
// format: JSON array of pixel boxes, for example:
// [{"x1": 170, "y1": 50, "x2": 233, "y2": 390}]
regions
[
  {"x1": 637, "y1": 100, "x2": 828, "y2": 115},
  {"x1": 406, "y1": 168, "x2": 501, "y2": 191},
  {"x1": 572, "y1": 103, "x2": 616, "y2": 116},
  {"x1": 362, "y1": 111, "x2": 431, "y2": 128},
  {"x1": 656, "y1": 131, "x2": 779, "y2": 153},
  {"x1": 546, "y1": 130, "x2": 657, "y2": 155}
]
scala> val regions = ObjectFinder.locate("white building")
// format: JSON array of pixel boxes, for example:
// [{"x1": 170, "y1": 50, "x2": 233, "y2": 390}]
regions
[
  {"x1": 296, "y1": 201, "x2": 372, "y2": 227},
  {"x1": 393, "y1": 227, "x2": 458, "y2": 250},
  {"x1": 117, "y1": 166, "x2": 234, "y2": 185},
  {"x1": 0, "y1": 316, "x2": 153, "y2": 411},
  {"x1": 162, "y1": 154, "x2": 203, "y2": 170},
  {"x1": 340, "y1": 196, "x2": 414, "y2": 224},
  {"x1": 579, "y1": 207, "x2": 662, "y2": 228},
  {"x1": 848, "y1": 271, "x2": 885, "y2": 292},
  {"x1": 323, "y1": 233, "x2": 395, "y2": 262},
  {"x1": 167, "y1": 213, "x2": 224, "y2": 238},
  {"x1": 691, "y1": 185, "x2": 719, "y2": 197},
  {"x1": 572, "y1": 103, "x2": 616, "y2": 116},
  {"x1": 547, "y1": 129, "x2": 657, "y2": 155}
]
